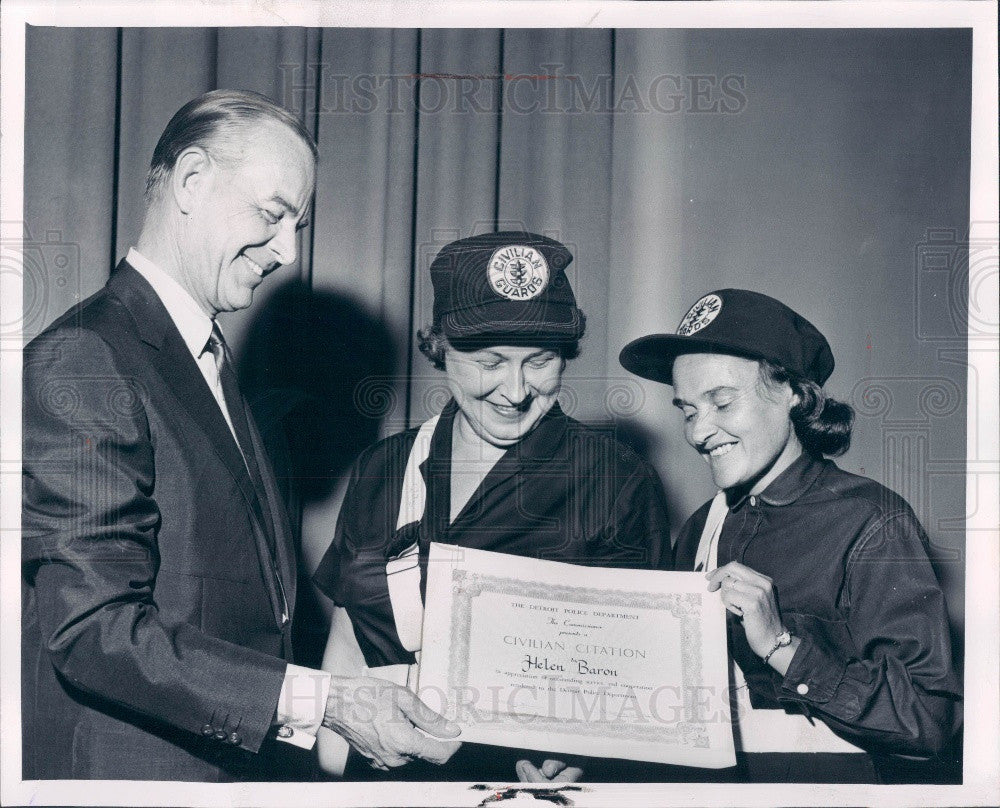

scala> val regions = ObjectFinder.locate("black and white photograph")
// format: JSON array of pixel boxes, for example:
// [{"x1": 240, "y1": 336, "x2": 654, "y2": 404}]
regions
[{"x1": 1, "y1": 2, "x2": 997, "y2": 806}]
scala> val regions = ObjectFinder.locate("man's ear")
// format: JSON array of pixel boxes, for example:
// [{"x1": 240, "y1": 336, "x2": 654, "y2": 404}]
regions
[{"x1": 170, "y1": 147, "x2": 213, "y2": 214}]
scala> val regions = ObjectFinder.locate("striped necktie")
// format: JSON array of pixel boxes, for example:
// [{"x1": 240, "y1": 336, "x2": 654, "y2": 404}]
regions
[{"x1": 206, "y1": 322, "x2": 275, "y2": 555}]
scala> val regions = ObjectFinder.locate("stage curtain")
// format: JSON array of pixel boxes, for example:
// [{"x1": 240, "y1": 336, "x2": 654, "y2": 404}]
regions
[{"x1": 23, "y1": 26, "x2": 970, "y2": 646}]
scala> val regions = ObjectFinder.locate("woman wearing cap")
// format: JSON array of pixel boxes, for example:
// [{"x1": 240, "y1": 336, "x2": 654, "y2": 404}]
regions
[
  {"x1": 313, "y1": 233, "x2": 673, "y2": 782},
  {"x1": 620, "y1": 289, "x2": 961, "y2": 783}
]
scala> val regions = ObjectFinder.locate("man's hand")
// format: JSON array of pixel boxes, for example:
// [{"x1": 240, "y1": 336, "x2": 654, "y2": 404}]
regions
[
  {"x1": 322, "y1": 675, "x2": 461, "y2": 770},
  {"x1": 707, "y1": 561, "x2": 786, "y2": 658},
  {"x1": 516, "y1": 759, "x2": 584, "y2": 783}
]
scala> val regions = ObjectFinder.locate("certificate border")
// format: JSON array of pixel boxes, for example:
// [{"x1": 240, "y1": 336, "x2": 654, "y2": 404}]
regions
[{"x1": 447, "y1": 569, "x2": 713, "y2": 748}]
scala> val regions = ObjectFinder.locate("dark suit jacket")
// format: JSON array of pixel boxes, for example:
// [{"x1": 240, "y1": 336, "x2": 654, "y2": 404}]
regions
[{"x1": 22, "y1": 261, "x2": 300, "y2": 781}]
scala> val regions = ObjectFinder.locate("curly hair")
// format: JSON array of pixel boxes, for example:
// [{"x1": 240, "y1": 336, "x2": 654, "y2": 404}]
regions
[
  {"x1": 757, "y1": 360, "x2": 854, "y2": 457},
  {"x1": 416, "y1": 321, "x2": 585, "y2": 371}
]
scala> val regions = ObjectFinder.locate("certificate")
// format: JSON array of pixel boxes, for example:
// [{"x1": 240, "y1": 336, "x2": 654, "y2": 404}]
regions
[{"x1": 417, "y1": 543, "x2": 736, "y2": 768}]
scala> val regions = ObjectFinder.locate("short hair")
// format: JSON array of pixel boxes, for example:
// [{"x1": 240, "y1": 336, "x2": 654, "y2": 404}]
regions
[
  {"x1": 416, "y1": 321, "x2": 585, "y2": 371},
  {"x1": 144, "y1": 89, "x2": 317, "y2": 201},
  {"x1": 757, "y1": 359, "x2": 854, "y2": 457}
]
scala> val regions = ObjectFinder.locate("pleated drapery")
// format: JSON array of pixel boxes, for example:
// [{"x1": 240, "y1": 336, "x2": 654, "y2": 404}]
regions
[{"x1": 24, "y1": 27, "x2": 971, "y2": 644}]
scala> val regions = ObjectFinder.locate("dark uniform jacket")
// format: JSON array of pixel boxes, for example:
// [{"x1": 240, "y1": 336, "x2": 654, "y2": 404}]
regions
[
  {"x1": 22, "y1": 262, "x2": 296, "y2": 781},
  {"x1": 674, "y1": 453, "x2": 962, "y2": 759},
  {"x1": 315, "y1": 398, "x2": 672, "y2": 667},
  {"x1": 314, "y1": 398, "x2": 685, "y2": 781}
]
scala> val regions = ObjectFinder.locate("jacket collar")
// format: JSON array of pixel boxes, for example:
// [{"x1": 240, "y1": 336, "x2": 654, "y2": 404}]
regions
[
  {"x1": 430, "y1": 397, "x2": 570, "y2": 463},
  {"x1": 728, "y1": 452, "x2": 825, "y2": 510},
  {"x1": 419, "y1": 398, "x2": 571, "y2": 533},
  {"x1": 125, "y1": 248, "x2": 214, "y2": 360},
  {"x1": 515, "y1": 400, "x2": 570, "y2": 461},
  {"x1": 106, "y1": 259, "x2": 291, "y2": 625},
  {"x1": 105, "y1": 259, "x2": 172, "y2": 349}
]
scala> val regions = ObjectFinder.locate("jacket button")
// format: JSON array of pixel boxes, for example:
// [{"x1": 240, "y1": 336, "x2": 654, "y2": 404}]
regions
[
  {"x1": 214, "y1": 729, "x2": 228, "y2": 741},
  {"x1": 229, "y1": 732, "x2": 242, "y2": 746},
  {"x1": 796, "y1": 683, "x2": 810, "y2": 695},
  {"x1": 201, "y1": 724, "x2": 214, "y2": 736},
  {"x1": 749, "y1": 496, "x2": 757, "y2": 507}
]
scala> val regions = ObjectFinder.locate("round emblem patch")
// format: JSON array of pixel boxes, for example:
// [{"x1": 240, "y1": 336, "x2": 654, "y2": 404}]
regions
[
  {"x1": 488, "y1": 245, "x2": 549, "y2": 301},
  {"x1": 677, "y1": 293, "x2": 723, "y2": 335}
]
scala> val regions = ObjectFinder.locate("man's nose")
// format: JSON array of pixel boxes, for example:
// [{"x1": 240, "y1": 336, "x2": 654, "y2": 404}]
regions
[{"x1": 269, "y1": 220, "x2": 298, "y2": 266}]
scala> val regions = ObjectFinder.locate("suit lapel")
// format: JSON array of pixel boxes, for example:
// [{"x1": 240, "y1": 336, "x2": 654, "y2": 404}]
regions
[
  {"x1": 108, "y1": 264, "x2": 260, "y2": 511},
  {"x1": 107, "y1": 262, "x2": 289, "y2": 628}
]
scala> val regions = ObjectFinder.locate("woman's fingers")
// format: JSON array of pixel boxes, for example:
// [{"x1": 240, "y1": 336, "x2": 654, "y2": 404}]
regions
[
  {"x1": 708, "y1": 563, "x2": 789, "y2": 658},
  {"x1": 517, "y1": 759, "x2": 584, "y2": 783},
  {"x1": 720, "y1": 588, "x2": 751, "y2": 615},
  {"x1": 718, "y1": 583, "x2": 787, "y2": 656},
  {"x1": 516, "y1": 760, "x2": 546, "y2": 782},
  {"x1": 540, "y1": 759, "x2": 566, "y2": 778},
  {"x1": 707, "y1": 561, "x2": 773, "y2": 589}
]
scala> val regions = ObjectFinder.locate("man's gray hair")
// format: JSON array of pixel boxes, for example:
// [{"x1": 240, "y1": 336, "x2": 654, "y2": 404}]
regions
[{"x1": 144, "y1": 88, "x2": 317, "y2": 201}]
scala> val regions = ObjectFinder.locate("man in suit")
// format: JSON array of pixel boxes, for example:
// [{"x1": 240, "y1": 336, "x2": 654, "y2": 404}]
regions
[{"x1": 22, "y1": 89, "x2": 460, "y2": 781}]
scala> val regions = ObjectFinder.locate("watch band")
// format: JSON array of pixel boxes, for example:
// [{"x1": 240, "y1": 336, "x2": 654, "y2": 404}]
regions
[{"x1": 762, "y1": 630, "x2": 792, "y2": 666}]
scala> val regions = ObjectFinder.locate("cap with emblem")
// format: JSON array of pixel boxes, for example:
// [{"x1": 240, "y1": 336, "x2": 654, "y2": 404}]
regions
[
  {"x1": 619, "y1": 288, "x2": 835, "y2": 386},
  {"x1": 430, "y1": 231, "x2": 584, "y2": 343}
]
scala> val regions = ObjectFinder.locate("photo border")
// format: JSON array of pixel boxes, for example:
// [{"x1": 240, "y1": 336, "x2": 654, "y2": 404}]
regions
[{"x1": 2, "y1": 2, "x2": 996, "y2": 806}]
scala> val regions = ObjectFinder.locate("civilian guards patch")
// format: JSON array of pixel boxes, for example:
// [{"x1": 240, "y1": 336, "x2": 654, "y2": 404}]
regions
[
  {"x1": 677, "y1": 293, "x2": 723, "y2": 335},
  {"x1": 488, "y1": 244, "x2": 549, "y2": 300}
]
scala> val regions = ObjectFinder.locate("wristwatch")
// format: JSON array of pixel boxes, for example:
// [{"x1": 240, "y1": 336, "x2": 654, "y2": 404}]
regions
[{"x1": 762, "y1": 629, "x2": 792, "y2": 666}]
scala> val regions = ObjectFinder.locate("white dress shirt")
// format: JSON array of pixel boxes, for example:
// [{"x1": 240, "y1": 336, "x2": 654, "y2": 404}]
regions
[{"x1": 127, "y1": 248, "x2": 331, "y2": 750}]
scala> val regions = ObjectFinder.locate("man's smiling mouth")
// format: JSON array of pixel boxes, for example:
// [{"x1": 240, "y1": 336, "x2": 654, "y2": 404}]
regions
[{"x1": 241, "y1": 254, "x2": 268, "y2": 277}]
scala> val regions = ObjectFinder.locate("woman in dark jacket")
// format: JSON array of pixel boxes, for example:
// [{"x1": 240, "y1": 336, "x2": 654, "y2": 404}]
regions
[
  {"x1": 314, "y1": 233, "x2": 674, "y2": 782},
  {"x1": 620, "y1": 288, "x2": 962, "y2": 783}
]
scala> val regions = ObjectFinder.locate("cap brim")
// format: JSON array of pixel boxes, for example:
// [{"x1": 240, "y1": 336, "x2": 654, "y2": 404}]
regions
[
  {"x1": 442, "y1": 302, "x2": 584, "y2": 343},
  {"x1": 619, "y1": 334, "x2": 766, "y2": 385}
]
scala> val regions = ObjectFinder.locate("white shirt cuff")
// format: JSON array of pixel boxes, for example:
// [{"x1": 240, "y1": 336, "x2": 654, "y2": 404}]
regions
[{"x1": 275, "y1": 664, "x2": 332, "y2": 750}]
